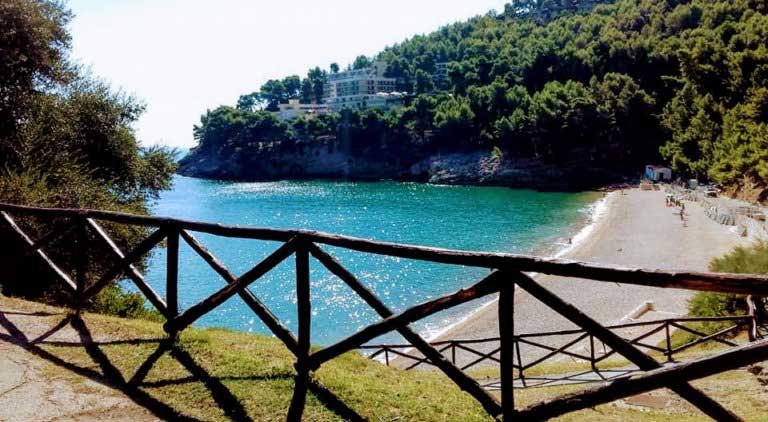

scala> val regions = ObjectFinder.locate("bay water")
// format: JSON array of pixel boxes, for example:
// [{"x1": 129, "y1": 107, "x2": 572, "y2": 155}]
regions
[{"x1": 140, "y1": 176, "x2": 601, "y2": 345}]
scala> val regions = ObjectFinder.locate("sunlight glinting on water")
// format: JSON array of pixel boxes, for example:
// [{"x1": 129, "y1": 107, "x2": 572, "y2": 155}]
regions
[{"x1": 138, "y1": 176, "x2": 600, "y2": 345}]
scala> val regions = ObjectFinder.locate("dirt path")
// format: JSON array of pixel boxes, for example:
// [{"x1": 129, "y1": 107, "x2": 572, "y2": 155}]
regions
[{"x1": 0, "y1": 301, "x2": 156, "y2": 422}]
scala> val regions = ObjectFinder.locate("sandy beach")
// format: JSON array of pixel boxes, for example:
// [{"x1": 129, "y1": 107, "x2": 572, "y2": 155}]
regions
[{"x1": 439, "y1": 188, "x2": 754, "y2": 358}]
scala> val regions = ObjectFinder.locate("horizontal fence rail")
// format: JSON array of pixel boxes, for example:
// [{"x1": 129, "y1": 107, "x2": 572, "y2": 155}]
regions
[{"x1": 1, "y1": 201, "x2": 767, "y2": 421}]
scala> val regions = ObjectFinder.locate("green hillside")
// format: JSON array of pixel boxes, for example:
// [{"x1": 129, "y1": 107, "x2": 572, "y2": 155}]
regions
[{"x1": 189, "y1": 0, "x2": 768, "y2": 193}]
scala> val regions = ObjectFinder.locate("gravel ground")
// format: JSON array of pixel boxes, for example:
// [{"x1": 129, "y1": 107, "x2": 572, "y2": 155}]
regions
[{"x1": 0, "y1": 303, "x2": 156, "y2": 421}]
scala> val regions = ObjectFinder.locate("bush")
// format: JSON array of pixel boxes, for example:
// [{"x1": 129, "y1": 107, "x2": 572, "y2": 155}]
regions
[
  {"x1": 688, "y1": 241, "x2": 768, "y2": 318},
  {"x1": 0, "y1": 1, "x2": 176, "y2": 317},
  {"x1": 91, "y1": 284, "x2": 163, "y2": 322}
]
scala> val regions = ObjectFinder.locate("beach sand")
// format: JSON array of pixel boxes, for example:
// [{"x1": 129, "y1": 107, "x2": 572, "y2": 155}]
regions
[{"x1": 438, "y1": 188, "x2": 753, "y2": 363}]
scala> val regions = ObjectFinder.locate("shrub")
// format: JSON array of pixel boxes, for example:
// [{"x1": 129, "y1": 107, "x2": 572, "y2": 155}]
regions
[
  {"x1": 688, "y1": 241, "x2": 768, "y2": 319},
  {"x1": 0, "y1": 1, "x2": 176, "y2": 318},
  {"x1": 92, "y1": 285, "x2": 163, "y2": 322}
]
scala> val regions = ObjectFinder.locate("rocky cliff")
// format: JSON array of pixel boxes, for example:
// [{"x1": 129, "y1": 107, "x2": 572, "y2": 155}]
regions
[{"x1": 177, "y1": 142, "x2": 623, "y2": 191}]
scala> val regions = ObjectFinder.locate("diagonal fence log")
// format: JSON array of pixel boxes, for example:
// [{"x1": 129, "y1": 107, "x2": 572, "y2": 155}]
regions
[
  {"x1": 403, "y1": 343, "x2": 453, "y2": 370},
  {"x1": 307, "y1": 271, "x2": 502, "y2": 370},
  {"x1": 179, "y1": 230, "x2": 299, "y2": 354},
  {"x1": 82, "y1": 226, "x2": 167, "y2": 304},
  {"x1": 85, "y1": 219, "x2": 169, "y2": 317},
  {"x1": 1, "y1": 211, "x2": 77, "y2": 292},
  {"x1": 307, "y1": 244, "x2": 503, "y2": 416},
  {"x1": 391, "y1": 347, "x2": 440, "y2": 368},
  {"x1": 513, "y1": 271, "x2": 741, "y2": 421},
  {"x1": 517, "y1": 333, "x2": 592, "y2": 368},
  {"x1": 593, "y1": 324, "x2": 670, "y2": 363},
  {"x1": 518, "y1": 338, "x2": 768, "y2": 420},
  {"x1": 22, "y1": 223, "x2": 76, "y2": 258},
  {"x1": 164, "y1": 238, "x2": 298, "y2": 334},
  {"x1": 668, "y1": 323, "x2": 743, "y2": 355},
  {"x1": 455, "y1": 345, "x2": 501, "y2": 371},
  {"x1": 670, "y1": 321, "x2": 740, "y2": 348}
]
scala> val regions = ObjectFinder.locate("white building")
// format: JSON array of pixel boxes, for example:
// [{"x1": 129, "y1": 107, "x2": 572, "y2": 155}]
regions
[
  {"x1": 644, "y1": 165, "x2": 672, "y2": 182},
  {"x1": 275, "y1": 99, "x2": 329, "y2": 121},
  {"x1": 326, "y1": 92, "x2": 406, "y2": 111},
  {"x1": 323, "y1": 61, "x2": 402, "y2": 111}
]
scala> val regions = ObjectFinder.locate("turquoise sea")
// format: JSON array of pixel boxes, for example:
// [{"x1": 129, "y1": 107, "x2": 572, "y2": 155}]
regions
[{"x1": 141, "y1": 176, "x2": 600, "y2": 345}]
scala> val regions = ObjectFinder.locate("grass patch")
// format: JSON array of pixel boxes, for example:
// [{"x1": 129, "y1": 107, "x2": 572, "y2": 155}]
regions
[
  {"x1": 0, "y1": 295, "x2": 491, "y2": 421},
  {"x1": 2, "y1": 295, "x2": 767, "y2": 420}
]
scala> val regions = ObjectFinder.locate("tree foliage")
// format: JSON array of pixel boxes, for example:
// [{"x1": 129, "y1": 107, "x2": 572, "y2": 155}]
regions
[
  {"x1": 194, "y1": 0, "x2": 768, "y2": 189},
  {"x1": 0, "y1": 0, "x2": 177, "y2": 308}
]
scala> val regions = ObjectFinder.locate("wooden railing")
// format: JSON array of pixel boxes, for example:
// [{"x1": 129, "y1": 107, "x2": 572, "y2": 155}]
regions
[
  {"x1": 360, "y1": 316, "x2": 753, "y2": 383},
  {"x1": 2, "y1": 201, "x2": 768, "y2": 420}
]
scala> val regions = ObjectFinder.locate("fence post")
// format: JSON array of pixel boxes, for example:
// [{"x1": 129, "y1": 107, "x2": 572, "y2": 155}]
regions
[
  {"x1": 499, "y1": 277, "x2": 515, "y2": 420},
  {"x1": 288, "y1": 237, "x2": 311, "y2": 420},
  {"x1": 75, "y1": 217, "x2": 88, "y2": 309},
  {"x1": 515, "y1": 339, "x2": 526, "y2": 388},
  {"x1": 747, "y1": 295, "x2": 761, "y2": 342},
  {"x1": 166, "y1": 226, "x2": 179, "y2": 336},
  {"x1": 665, "y1": 321, "x2": 673, "y2": 362}
]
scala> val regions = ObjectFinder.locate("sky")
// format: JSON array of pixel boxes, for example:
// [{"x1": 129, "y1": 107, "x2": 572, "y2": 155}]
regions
[{"x1": 67, "y1": 0, "x2": 508, "y2": 148}]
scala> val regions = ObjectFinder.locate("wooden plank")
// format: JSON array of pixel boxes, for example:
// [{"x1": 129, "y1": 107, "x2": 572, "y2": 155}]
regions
[
  {"x1": 518, "y1": 338, "x2": 768, "y2": 420},
  {"x1": 3, "y1": 202, "x2": 768, "y2": 296},
  {"x1": 166, "y1": 227, "x2": 179, "y2": 321},
  {"x1": 513, "y1": 272, "x2": 740, "y2": 421},
  {"x1": 164, "y1": 238, "x2": 297, "y2": 334},
  {"x1": 747, "y1": 296, "x2": 759, "y2": 341},
  {"x1": 75, "y1": 219, "x2": 88, "y2": 301},
  {"x1": 179, "y1": 230, "x2": 299, "y2": 354},
  {"x1": 1, "y1": 211, "x2": 76, "y2": 291},
  {"x1": 499, "y1": 283, "x2": 515, "y2": 419},
  {"x1": 288, "y1": 240, "x2": 311, "y2": 421},
  {"x1": 85, "y1": 219, "x2": 169, "y2": 316},
  {"x1": 295, "y1": 242, "x2": 312, "y2": 360},
  {"x1": 296, "y1": 241, "x2": 311, "y2": 360},
  {"x1": 308, "y1": 243, "x2": 502, "y2": 416}
]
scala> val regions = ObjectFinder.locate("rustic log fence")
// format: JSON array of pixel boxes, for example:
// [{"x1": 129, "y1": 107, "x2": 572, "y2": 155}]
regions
[
  {"x1": 360, "y1": 315, "x2": 753, "y2": 384},
  {"x1": 2, "y1": 201, "x2": 768, "y2": 420}
]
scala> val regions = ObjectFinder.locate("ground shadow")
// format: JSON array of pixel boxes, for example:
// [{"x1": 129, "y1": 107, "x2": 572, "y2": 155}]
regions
[{"x1": 0, "y1": 309, "x2": 365, "y2": 421}]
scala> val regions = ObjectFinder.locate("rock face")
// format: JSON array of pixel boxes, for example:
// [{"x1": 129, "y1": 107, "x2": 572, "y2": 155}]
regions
[
  {"x1": 178, "y1": 142, "x2": 622, "y2": 191},
  {"x1": 410, "y1": 152, "x2": 618, "y2": 190}
]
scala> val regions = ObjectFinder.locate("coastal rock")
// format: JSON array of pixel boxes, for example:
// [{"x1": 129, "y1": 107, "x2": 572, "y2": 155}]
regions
[{"x1": 178, "y1": 143, "x2": 623, "y2": 190}]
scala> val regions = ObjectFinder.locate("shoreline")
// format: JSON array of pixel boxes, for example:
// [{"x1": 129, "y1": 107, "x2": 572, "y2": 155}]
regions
[
  {"x1": 423, "y1": 191, "x2": 615, "y2": 342},
  {"x1": 435, "y1": 186, "x2": 753, "y2": 349}
]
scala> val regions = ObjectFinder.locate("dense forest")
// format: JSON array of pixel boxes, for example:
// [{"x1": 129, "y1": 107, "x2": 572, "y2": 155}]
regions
[
  {"x1": 185, "y1": 0, "x2": 768, "y2": 195},
  {"x1": 0, "y1": 0, "x2": 176, "y2": 313}
]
